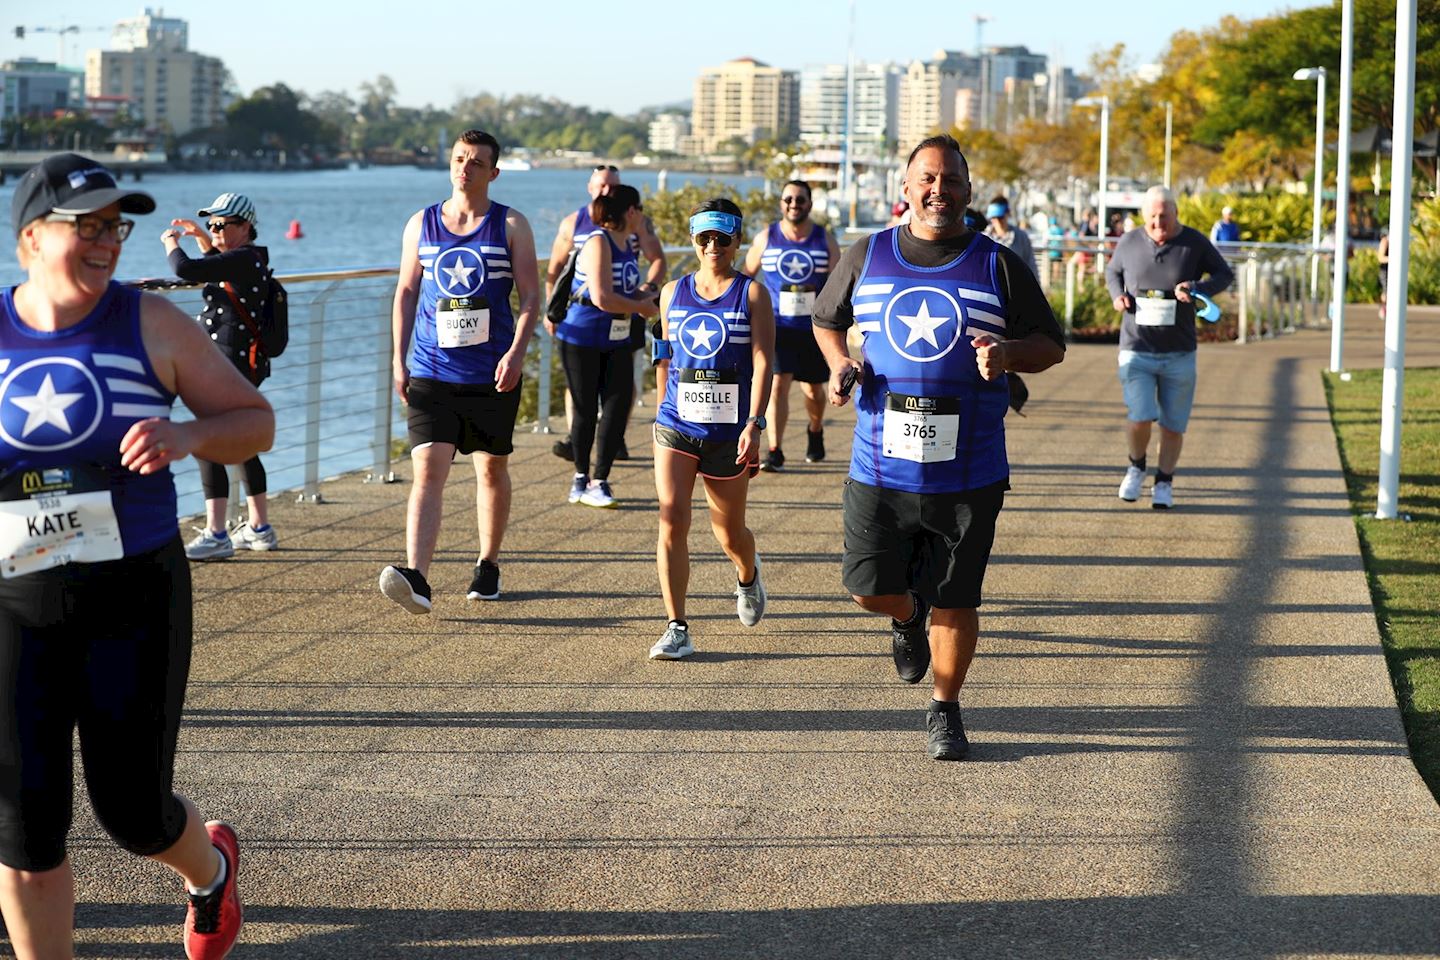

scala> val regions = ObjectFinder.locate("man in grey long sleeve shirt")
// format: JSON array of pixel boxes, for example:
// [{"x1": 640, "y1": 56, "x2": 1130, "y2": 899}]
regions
[{"x1": 1104, "y1": 186, "x2": 1233, "y2": 509}]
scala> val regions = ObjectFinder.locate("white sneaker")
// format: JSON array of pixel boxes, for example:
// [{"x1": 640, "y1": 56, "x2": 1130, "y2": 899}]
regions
[
  {"x1": 568, "y1": 474, "x2": 588, "y2": 504},
  {"x1": 735, "y1": 555, "x2": 766, "y2": 627},
  {"x1": 648, "y1": 622, "x2": 694, "y2": 660},
  {"x1": 1152, "y1": 480, "x2": 1174, "y2": 510},
  {"x1": 233, "y1": 522, "x2": 278, "y2": 551},
  {"x1": 1118, "y1": 466, "x2": 1145, "y2": 502},
  {"x1": 579, "y1": 479, "x2": 617, "y2": 509},
  {"x1": 185, "y1": 528, "x2": 235, "y2": 561}
]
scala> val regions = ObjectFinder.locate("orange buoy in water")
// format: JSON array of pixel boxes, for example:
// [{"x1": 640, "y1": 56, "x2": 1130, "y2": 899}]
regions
[{"x1": 285, "y1": 219, "x2": 304, "y2": 240}]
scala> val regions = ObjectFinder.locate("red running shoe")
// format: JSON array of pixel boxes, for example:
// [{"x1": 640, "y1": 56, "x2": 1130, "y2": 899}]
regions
[{"x1": 184, "y1": 820, "x2": 243, "y2": 960}]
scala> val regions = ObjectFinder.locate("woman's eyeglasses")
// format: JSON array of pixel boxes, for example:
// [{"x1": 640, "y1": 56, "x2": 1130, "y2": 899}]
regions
[
  {"x1": 207, "y1": 219, "x2": 246, "y2": 232},
  {"x1": 45, "y1": 213, "x2": 134, "y2": 242}
]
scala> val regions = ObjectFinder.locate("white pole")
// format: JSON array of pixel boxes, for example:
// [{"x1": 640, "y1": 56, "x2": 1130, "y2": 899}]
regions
[
  {"x1": 1163, "y1": 101, "x2": 1173, "y2": 188},
  {"x1": 1376, "y1": 0, "x2": 1416, "y2": 521},
  {"x1": 1310, "y1": 69, "x2": 1327, "y2": 299},
  {"x1": 1330, "y1": 0, "x2": 1354, "y2": 372},
  {"x1": 842, "y1": 0, "x2": 856, "y2": 229},
  {"x1": 1097, "y1": 96, "x2": 1109, "y2": 273}
]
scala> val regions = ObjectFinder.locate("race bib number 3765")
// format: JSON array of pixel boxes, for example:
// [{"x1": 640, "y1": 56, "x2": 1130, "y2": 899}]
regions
[{"x1": 882, "y1": 393, "x2": 960, "y2": 463}]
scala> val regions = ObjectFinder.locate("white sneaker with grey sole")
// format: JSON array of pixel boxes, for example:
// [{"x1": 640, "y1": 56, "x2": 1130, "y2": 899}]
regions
[
  {"x1": 233, "y1": 522, "x2": 278, "y2": 551},
  {"x1": 735, "y1": 555, "x2": 766, "y2": 627},
  {"x1": 1152, "y1": 480, "x2": 1174, "y2": 510},
  {"x1": 649, "y1": 622, "x2": 694, "y2": 660},
  {"x1": 1118, "y1": 466, "x2": 1145, "y2": 502}
]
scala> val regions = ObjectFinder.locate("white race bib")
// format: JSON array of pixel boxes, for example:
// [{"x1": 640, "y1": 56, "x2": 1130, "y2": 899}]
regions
[
  {"x1": 676, "y1": 370, "x2": 740, "y2": 424},
  {"x1": 1135, "y1": 295, "x2": 1177, "y2": 327},
  {"x1": 778, "y1": 289, "x2": 817, "y2": 317},
  {"x1": 436, "y1": 298, "x2": 491, "y2": 348},
  {"x1": 609, "y1": 316, "x2": 631, "y2": 341},
  {"x1": 0, "y1": 467, "x2": 123, "y2": 578},
  {"x1": 882, "y1": 394, "x2": 960, "y2": 463}
]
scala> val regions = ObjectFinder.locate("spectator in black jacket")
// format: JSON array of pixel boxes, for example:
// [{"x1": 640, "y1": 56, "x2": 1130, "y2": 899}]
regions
[{"x1": 162, "y1": 192, "x2": 278, "y2": 560}]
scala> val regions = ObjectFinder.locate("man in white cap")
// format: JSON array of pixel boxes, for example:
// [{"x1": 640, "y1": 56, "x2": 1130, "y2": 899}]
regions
[{"x1": 1210, "y1": 206, "x2": 1240, "y2": 245}]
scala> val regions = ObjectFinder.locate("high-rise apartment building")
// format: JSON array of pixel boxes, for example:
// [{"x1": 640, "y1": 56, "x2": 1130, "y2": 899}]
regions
[
  {"x1": 84, "y1": 9, "x2": 227, "y2": 136},
  {"x1": 1, "y1": 59, "x2": 85, "y2": 120},
  {"x1": 648, "y1": 113, "x2": 690, "y2": 155},
  {"x1": 799, "y1": 62, "x2": 901, "y2": 150},
  {"x1": 690, "y1": 58, "x2": 799, "y2": 155},
  {"x1": 897, "y1": 50, "x2": 980, "y2": 151}
]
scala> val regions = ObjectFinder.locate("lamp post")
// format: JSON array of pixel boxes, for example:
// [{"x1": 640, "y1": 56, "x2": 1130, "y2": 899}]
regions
[
  {"x1": 1163, "y1": 100, "x2": 1173, "y2": 188},
  {"x1": 1293, "y1": 67, "x2": 1327, "y2": 299},
  {"x1": 1076, "y1": 95, "x2": 1110, "y2": 270},
  {"x1": 1329, "y1": 0, "x2": 1355, "y2": 373}
]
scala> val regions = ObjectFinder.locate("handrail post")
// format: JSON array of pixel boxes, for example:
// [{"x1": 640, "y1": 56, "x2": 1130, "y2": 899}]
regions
[
  {"x1": 301, "y1": 279, "x2": 344, "y2": 502},
  {"x1": 368, "y1": 289, "x2": 396, "y2": 483},
  {"x1": 1063, "y1": 255, "x2": 1078, "y2": 334},
  {"x1": 533, "y1": 325, "x2": 553, "y2": 433}
]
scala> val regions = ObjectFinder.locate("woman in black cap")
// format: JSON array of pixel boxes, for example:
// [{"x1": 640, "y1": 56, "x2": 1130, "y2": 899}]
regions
[
  {"x1": 1, "y1": 153, "x2": 272, "y2": 960},
  {"x1": 162, "y1": 192, "x2": 277, "y2": 560}
]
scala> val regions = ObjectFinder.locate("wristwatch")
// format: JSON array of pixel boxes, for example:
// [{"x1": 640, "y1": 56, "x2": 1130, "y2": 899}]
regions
[{"x1": 746, "y1": 415, "x2": 767, "y2": 429}]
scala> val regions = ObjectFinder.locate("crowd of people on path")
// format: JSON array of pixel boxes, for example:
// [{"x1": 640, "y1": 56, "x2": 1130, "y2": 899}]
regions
[{"x1": 0, "y1": 132, "x2": 1234, "y2": 956}]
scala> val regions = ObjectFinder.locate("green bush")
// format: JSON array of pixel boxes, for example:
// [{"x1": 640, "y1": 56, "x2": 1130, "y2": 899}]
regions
[{"x1": 1177, "y1": 192, "x2": 1327, "y2": 244}]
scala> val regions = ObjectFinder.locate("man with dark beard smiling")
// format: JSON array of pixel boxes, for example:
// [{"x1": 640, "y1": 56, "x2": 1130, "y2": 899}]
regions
[{"x1": 812, "y1": 135, "x2": 1065, "y2": 761}]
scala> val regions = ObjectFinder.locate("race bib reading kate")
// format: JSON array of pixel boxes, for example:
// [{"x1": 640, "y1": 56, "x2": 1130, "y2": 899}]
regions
[
  {"x1": 882, "y1": 393, "x2": 960, "y2": 463},
  {"x1": 0, "y1": 464, "x2": 123, "y2": 578},
  {"x1": 676, "y1": 368, "x2": 740, "y2": 424},
  {"x1": 436, "y1": 297, "x2": 491, "y2": 348}
]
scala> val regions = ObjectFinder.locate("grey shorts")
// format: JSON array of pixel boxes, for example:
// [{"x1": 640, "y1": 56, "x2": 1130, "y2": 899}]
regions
[
  {"x1": 842, "y1": 478, "x2": 1006, "y2": 609},
  {"x1": 653, "y1": 424, "x2": 756, "y2": 480}
]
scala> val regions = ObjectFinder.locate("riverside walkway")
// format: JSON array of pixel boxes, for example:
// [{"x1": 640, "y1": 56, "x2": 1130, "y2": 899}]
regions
[{"x1": 63, "y1": 308, "x2": 1439, "y2": 959}]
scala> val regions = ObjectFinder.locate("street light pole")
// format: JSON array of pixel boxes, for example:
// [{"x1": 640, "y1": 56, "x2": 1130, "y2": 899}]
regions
[
  {"x1": 1329, "y1": 0, "x2": 1354, "y2": 373},
  {"x1": 1294, "y1": 67, "x2": 1327, "y2": 298},
  {"x1": 1097, "y1": 96, "x2": 1109, "y2": 272},
  {"x1": 1163, "y1": 100, "x2": 1173, "y2": 188}
]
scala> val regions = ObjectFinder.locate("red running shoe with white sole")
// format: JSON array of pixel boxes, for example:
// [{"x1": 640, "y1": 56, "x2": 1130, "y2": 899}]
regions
[{"x1": 184, "y1": 820, "x2": 243, "y2": 960}]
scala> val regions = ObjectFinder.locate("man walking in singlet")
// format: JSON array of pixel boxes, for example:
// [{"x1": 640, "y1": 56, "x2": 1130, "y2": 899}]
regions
[
  {"x1": 380, "y1": 129, "x2": 540, "y2": 613},
  {"x1": 743, "y1": 179, "x2": 839, "y2": 470}
]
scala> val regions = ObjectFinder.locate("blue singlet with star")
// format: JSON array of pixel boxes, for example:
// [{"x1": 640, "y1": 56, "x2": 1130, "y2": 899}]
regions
[
  {"x1": 757, "y1": 222, "x2": 831, "y2": 330},
  {"x1": 655, "y1": 273, "x2": 755, "y2": 443}
]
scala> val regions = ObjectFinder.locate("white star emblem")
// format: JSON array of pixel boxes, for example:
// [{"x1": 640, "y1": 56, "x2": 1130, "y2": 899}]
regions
[
  {"x1": 781, "y1": 253, "x2": 808, "y2": 280},
  {"x1": 688, "y1": 321, "x2": 718, "y2": 353},
  {"x1": 895, "y1": 299, "x2": 950, "y2": 349},
  {"x1": 441, "y1": 256, "x2": 476, "y2": 289},
  {"x1": 10, "y1": 374, "x2": 83, "y2": 437}
]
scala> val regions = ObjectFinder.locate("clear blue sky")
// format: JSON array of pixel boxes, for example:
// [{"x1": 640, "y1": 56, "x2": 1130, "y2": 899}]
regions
[{"x1": 8, "y1": 1, "x2": 1319, "y2": 115}]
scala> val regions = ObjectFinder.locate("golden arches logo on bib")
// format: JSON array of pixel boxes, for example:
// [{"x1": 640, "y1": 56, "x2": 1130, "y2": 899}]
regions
[
  {"x1": 677, "y1": 312, "x2": 727, "y2": 361},
  {"x1": 434, "y1": 247, "x2": 487, "y2": 298},
  {"x1": 0, "y1": 358, "x2": 105, "y2": 453},
  {"x1": 882, "y1": 287, "x2": 966, "y2": 364}
]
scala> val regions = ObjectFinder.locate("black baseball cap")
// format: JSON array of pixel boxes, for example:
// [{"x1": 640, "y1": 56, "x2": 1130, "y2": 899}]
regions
[{"x1": 11, "y1": 153, "x2": 156, "y2": 237}]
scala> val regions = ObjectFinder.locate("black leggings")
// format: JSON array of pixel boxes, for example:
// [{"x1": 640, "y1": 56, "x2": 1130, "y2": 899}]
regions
[
  {"x1": 560, "y1": 340, "x2": 634, "y2": 481},
  {"x1": 0, "y1": 539, "x2": 192, "y2": 871},
  {"x1": 197, "y1": 455, "x2": 266, "y2": 501}
]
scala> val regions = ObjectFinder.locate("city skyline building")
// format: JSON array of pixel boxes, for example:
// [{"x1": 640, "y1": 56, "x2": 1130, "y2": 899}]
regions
[
  {"x1": 689, "y1": 57, "x2": 799, "y2": 155},
  {"x1": 84, "y1": 9, "x2": 229, "y2": 136},
  {"x1": 647, "y1": 112, "x2": 689, "y2": 155},
  {"x1": 1, "y1": 58, "x2": 85, "y2": 122},
  {"x1": 799, "y1": 61, "x2": 901, "y2": 150}
]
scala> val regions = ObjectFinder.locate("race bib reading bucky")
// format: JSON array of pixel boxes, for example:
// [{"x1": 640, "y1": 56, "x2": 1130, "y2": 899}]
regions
[
  {"x1": 882, "y1": 393, "x2": 960, "y2": 463},
  {"x1": 437, "y1": 297, "x2": 491, "y2": 348},
  {"x1": 609, "y1": 316, "x2": 631, "y2": 341},
  {"x1": 676, "y1": 368, "x2": 740, "y2": 424},
  {"x1": 0, "y1": 464, "x2": 123, "y2": 578},
  {"x1": 1135, "y1": 291, "x2": 1177, "y2": 327},
  {"x1": 778, "y1": 285, "x2": 817, "y2": 317}
]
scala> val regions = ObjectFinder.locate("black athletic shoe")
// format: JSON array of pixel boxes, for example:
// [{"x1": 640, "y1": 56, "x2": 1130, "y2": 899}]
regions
[
  {"x1": 467, "y1": 560, "x2": 501, "y2": 601},
  {"x1": 379, "y1": 565, "x2": 432, "y2": 614},
  {"x1": 891, "y1": 591, "x2": 930, "y2": 683},
  {"x1": 805, "y1": 428, "x2": 825, "y2": 463},
  {"x1": 926, "y1": 704, "x2": 970, "y2": 761},
  {"x1": 615, "y1": 439, "x2": 631, "y2": 461},
  {"x1": 760, "y1": 448, "x2": 785, "y2": 472},
  {"x1": 552, "y1": 437, "x2": 574, "y2": 461}
]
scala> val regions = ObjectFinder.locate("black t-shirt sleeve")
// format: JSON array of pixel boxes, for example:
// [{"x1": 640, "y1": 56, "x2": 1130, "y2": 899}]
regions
[
  {"x1": 169, "y1": 246, "x2": 266, "y2": 285},
  {"x1": 996, "y1": 246, "x2": 1066, "y2": 349},
  {"x1": 812, "y1": 237, "x2": 872, "y2": 331}
]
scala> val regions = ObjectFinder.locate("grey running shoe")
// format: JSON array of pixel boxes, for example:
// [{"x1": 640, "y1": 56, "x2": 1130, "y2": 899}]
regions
[
  {"x1": 926, "y1": 704, "x2": 970, "y2": 761},
  {"x1": 1152, "y1": 480, "x2": 1174, "y2": 510},
  {"x1": 185, "y1": 528, "x2": 235, "y2": 561},
  {"x1": 1118, "y1": 465, "x2": 1145, "y2": 502},
  {"x1": 233, "y1": 522, "x2": 277, "y2": 552},
  {"x1": 648, "y1": 621, "x2": 694, "y2": 660},
  {"x1": 379, "y1": 565, "x2": 432, "y2": 614},
  {"x1": 466, "y1": 560, "x2": 500, "y2": 601},
  {"x1": 735, "y1": 555, "x2": 766, "y2": 627},
  {"x1": 580, "y1": 479, "x2": 618, "y2": 509},
  {"x1": 568, "y1": 474, "x2": 588, "y2": 504},
  {"x1": 891, "y1": 591, "x2": 930, "y2": 683},
  {"x1": 805, "y1": 428, "x2": 825, "y2": 462}
]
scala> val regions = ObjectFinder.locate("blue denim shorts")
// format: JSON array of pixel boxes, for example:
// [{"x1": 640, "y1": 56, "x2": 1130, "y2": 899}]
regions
[{"x1": 1117, "y1": 349, "x2": 1197, "y2": 433}]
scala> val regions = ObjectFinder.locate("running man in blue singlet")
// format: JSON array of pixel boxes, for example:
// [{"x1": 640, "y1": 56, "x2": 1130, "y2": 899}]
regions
[
  {"x1": 742, "y1": 179, "x2": 840, "y2": 471},
  {"x1": 1, "y1": 153, "x2": 273, "y2": 960},
  {"x1": 813, "y1": 136, "x2": 1066, "y2": 760},
  {"x1": 380, "y1": 130, "x2": 541, "y2": 614},
  {"x1": 648, "y1": 199, "x2": 775, "y2": 661}
]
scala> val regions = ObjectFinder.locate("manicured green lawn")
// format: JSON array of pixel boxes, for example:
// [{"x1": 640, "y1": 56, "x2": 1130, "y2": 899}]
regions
[{"x1": 1323, "y1": 369, "x2": 1440, "y2": 803}]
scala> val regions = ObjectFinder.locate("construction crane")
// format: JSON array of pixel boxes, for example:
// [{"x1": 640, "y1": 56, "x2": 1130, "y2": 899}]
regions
[
  {"x1": 13, "y1": 24, "x2": 107, "y2": 66},
  {"x1": 975, "y1": 14, "x2": 992, "y2": 129}
]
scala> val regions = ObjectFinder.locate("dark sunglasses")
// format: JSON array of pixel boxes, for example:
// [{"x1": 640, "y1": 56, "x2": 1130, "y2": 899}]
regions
[
  {"x1": 781, "y1": 196, "x2": 810, "y2": 204},
  {"x1": 207, "y1": 219, "x2": 247, "y2": 232},
  {"x1": 593, "y1": 164, "x2": 618, "y2": 172},
  {"x1": 45, "y1": 213, "x2": 134, "y2": 242}
]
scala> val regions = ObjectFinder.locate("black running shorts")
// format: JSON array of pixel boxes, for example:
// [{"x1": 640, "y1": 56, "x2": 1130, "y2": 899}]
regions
[
  {"x1": 774, "y1": 326, "x2": 829, "y2": 384},
  {"x1": 841, "y1": 478, "x2": 1006, "y2": 609},
  {"x1": 653, "y1": 424, "x2": 756, "y2": 480},
  {"x1": 406, "y1": 376, "x2": 522, "y2": 456}
]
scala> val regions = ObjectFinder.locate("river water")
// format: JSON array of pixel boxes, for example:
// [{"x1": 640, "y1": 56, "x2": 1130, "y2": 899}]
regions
[{"x1": 0, "y1": 165, "x2": 763, "y2": 286}]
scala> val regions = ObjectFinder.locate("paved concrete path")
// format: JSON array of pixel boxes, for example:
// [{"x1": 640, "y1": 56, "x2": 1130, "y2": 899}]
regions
[{"x1": 56, "y1": 308, "x2": 1440, "y2": 958}]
